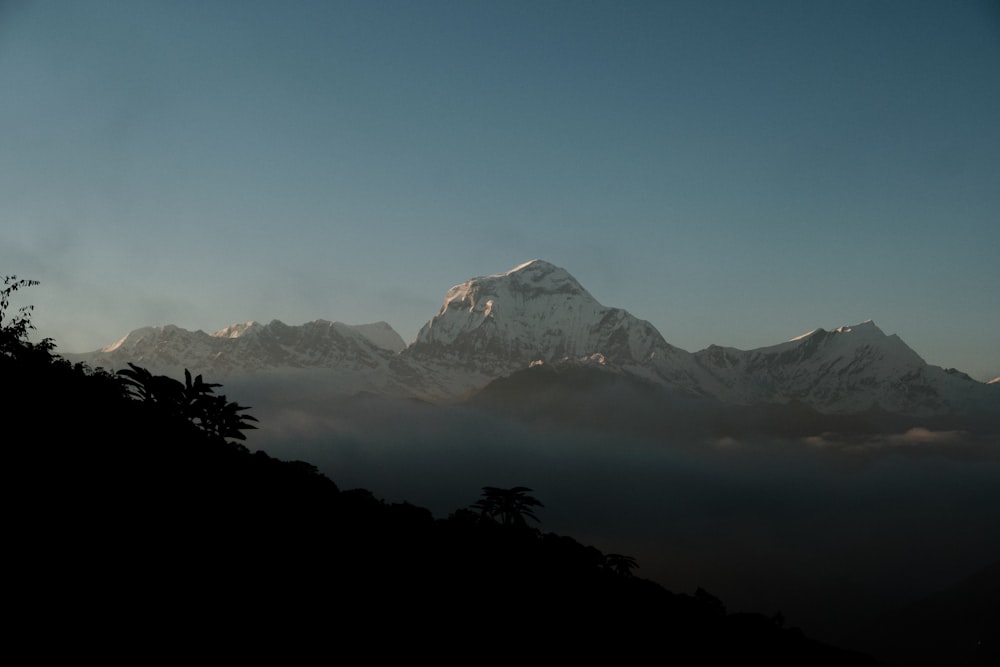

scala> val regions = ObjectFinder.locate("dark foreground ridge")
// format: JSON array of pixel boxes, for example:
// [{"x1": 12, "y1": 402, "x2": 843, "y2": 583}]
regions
[{"x1": 2, "y1": 277, "x2": 980, "y2": 663}]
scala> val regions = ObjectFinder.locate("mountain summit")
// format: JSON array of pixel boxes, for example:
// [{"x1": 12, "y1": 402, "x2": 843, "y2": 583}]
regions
[
  {"x1": 693, "y1": 319, "x2": 993, "y2": 415},
  {"x1": 403, "y1": 260, "x2": 704, "y2": 390},
  {"x1": 411, "y1": 260, "x2": 602, "y2": 358}
]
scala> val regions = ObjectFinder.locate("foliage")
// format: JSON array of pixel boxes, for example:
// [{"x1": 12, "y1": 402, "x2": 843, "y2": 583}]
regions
[
  {"x1": 1, "y1": 275, "x2": 54, "y2": 359},
  {"x1": 118, "y1": 362, "x2": 258, "y2": 443},
  {"x1": 2, "y1": 274, "x2": 256, "y2": 446},
  {"x1": 471, "y1": 486, "x2": 544, "y2": 528},
  {"x1": 603, "y1": 552, "x2": 639, "y2": 577}
]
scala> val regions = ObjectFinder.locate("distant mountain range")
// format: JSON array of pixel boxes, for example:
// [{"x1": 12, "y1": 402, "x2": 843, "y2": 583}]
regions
[
  {"x1": 66, "y1": 259, "x2": 998, "y2": 422},
  {"x1": 82, "y1": 319, "x2": 404, "y2": 376}
]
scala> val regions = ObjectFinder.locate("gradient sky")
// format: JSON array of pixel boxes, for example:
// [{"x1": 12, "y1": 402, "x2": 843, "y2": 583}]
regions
[{"x1": 2, "y1": 0, "x2": 999, "y2": 380}]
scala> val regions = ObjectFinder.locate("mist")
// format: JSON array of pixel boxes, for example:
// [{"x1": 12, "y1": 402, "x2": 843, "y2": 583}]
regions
[{"x1": 227, "y1": 373, "x2": 1000, "y2": 645}]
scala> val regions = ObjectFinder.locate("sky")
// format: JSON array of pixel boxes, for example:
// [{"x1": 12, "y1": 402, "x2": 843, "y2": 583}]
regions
[{"x1": 2, "y1": 0, "x2": 999, "y2": 381}]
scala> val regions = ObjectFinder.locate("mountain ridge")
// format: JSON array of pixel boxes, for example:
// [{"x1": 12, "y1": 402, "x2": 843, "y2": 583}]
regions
[
  {"x1": 64, "y1": 260, "x2": 998, "y2": 419},
  {"x1": 70, "y1": 318, "x2": 405, "y2": 378}
]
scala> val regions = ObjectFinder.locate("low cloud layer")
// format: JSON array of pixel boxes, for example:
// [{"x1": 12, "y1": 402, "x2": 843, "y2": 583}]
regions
[{"x1": 228, "y1": 376, "x2": 1000, "y2": 645}]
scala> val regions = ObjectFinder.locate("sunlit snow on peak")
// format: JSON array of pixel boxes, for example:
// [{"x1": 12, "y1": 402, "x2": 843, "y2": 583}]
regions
[
  {"x1": 790, "y1": 321, "x2": 883, "y2": 343},
  {"x1": 506, "y1": 259, "x2": 546, "y2": 274},
  {"x1": 789, "y1": 328, "x2": 821, "y2": 342},
  {"x1": 213, "y1": 321, "x2": 259, "y2": 338},
  {"x1": 833, "y1": 320, "x2": 883, "y2": 337}
]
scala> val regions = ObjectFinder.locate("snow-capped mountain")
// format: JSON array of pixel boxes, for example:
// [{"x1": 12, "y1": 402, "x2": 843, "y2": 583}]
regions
[
  {"x1": 692, "y1": 321, "x2": 996, "y2": 416},
  {"x1": 66, "y1": 319, "x2": 404, "y2": 377},
  {"x1": 399, "y1": 260, "x2": 707, "y2": 397},
  {"x1": 66, "y1": 260, "x2": 997, "y2": 420}
]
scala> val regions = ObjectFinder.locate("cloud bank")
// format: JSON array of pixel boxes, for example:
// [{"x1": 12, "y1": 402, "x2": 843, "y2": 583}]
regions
[{"x1": 225, "y1": 377, "x2": 1000, "y2": 645}]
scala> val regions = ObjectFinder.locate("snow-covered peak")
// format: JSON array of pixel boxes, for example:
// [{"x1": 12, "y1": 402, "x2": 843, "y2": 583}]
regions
[
  {"x1": 692, "y1": 319, "x2": 972, "y2": 414},
  {"x1": 501, "y1": 258, "x2": 589, "y2": 286},
  {"x1": 101, "y1": 329, "x2": 146, "y2": 353},
  {"x1": 213, "y1": 321, "x2": 260, "y2": 338},
  {"x1": 434, "y1": 259, "x2": 595, "y2": 318},
  {"x1": 832, "y1": 320, "x2": 884, "y2": 338},
  {"x1": 72, "y1": 317, "x2": 406, "y2": 378},
  {"x1": 788, "y1": 328, "x2": 821, "y2": 342},
  {"x1": 820, "y1": 321, "x2": 923, "y2": 367},
  {"x1": 735, "y1": 321, "x2": 917, "y2": 367},
  {"x1": 209, "y1": 319, "x2": 403, "y2": 351},
  {"x1": 99, "y1": 324, "x2": 188, "y2": 353},
  {"x1": 349, "y1": 321, "x2": 406, "y2": 353},
  {"x1": 402, "y1": 260, "x2": 708, "y2": 396},
  {"x1": 414, "y1": 260, "x2": 601, "y2": 350},
  {"x1": 789, "y1": 320, "x2": 884, "y2": 343}
]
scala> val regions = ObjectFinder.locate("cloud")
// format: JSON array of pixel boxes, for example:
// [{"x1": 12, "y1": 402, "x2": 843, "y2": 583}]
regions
[
  {"x1": 886, "y1": 427, "x2": 965, "y2": 446},
  {"x1": 800, "y1": 428, "x2": 981, "y2": 460},
  {"x1": 709, "y1": 435, "x2": 742, "y2": 449}
]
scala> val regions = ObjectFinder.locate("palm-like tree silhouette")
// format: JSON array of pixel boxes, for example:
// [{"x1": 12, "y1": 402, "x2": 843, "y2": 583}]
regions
[
  {"x1": 118, "y1": 363, "x2": 257, "y2": 442},
  {"x1": 603, "y1": 553, "x2": 639, "y2": 577},
  {"x1": 472, "y1": 486, "x2": 544, "y2": 528}
]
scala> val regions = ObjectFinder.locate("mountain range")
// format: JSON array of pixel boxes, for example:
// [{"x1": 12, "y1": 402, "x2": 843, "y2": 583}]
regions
[
  {"x1": 66, "y1": 259, "x2": 997, "y2": 423},
  {"x1": 54, "y1": 260, "x2": 1000, "y2": 665}
]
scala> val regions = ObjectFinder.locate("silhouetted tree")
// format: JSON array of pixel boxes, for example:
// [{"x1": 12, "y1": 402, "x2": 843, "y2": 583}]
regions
[
  {"x1": 472, "y1": 486, "x2": 544, "y2": 528},
  {"x1": 1, "y1": 275, "x2": 54, "y2": 361},
  {"x1": 118, "y1": 362, "x2": 257, "y2": 444},
  {"x1": 603, "y1": 553, "x2": 639, "y2": 577}
]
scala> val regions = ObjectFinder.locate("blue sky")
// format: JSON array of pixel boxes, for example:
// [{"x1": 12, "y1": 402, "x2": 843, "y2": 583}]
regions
[{"x1": 2, "y1": 0, "x2": 999, "y2": 380}]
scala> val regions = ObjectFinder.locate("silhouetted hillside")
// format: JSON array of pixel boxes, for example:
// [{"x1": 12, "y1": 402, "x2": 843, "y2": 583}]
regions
[
  {"x1": 3, "y1": 277, "x2": 884, "y2": 662},
  {"x1": 849, "y1": 561, "x2": 999, "y2": 666}
]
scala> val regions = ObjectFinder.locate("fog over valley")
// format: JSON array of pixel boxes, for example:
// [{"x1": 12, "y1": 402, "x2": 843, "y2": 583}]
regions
[{"x1": 227, "y1": 371, "x2": 1000, "y2": 646}]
